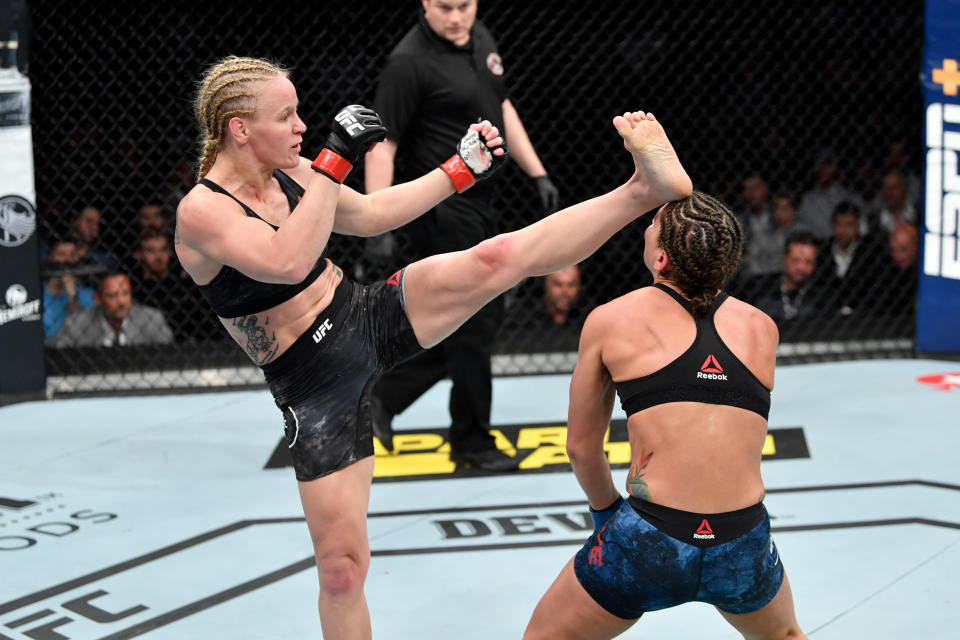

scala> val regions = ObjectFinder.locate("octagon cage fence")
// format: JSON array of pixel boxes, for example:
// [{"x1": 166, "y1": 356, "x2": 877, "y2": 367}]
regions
[{"x1": 28, "y1": 0, "x2": 924, "y2": 396}]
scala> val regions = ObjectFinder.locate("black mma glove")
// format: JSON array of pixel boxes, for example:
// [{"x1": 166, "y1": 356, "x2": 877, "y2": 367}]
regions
[
  {"x1": 534, "y1": 175, "x2": 559, "y2": 214},
  {"x1": 311, "y1": 104, "x2": 387, "y2": 183},
  {"x1": 441, "y1": 128, "x2": 509, "y2": 193}
]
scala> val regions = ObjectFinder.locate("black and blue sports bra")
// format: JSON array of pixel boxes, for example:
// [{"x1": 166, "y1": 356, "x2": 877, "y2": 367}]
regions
[
  {"x1": 614, "y1": 283, "x2": 771, "y2": 419},
  {"x1": 196, "y1": 169, "x2": 327, "y2": 318}
]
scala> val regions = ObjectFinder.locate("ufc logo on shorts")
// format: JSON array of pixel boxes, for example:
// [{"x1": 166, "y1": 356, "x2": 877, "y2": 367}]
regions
[
  {"x1": 335, "y1": 109, "x2": 365, "y2": 136},
  {"x1": 312, "y1": 318, "x2": 334, "y2": 343}
]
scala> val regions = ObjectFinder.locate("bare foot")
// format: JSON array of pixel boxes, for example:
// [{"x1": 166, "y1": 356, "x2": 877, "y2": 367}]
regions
[{"x1": 613, "y1": 111, "x2": 693, "y2": 205}]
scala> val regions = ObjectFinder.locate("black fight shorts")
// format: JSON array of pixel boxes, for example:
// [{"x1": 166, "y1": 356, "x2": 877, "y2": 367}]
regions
[{"x1": 261, "y1": 274, "x2": 422, "y2": 481}]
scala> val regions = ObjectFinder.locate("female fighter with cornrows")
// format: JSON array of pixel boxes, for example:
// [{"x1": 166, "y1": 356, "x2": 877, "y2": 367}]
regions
[{"x1": 176, "y1": 55, "x2": 692, "y2": 639}]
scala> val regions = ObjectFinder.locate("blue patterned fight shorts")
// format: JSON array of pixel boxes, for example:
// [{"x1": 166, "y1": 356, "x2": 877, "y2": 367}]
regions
[{"x1": 573, "y1": 497, "x2": 784, "y2": 619}]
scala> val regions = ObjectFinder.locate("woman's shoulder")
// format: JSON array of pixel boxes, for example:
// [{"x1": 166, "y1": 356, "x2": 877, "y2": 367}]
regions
[
  {"x1": 584, "y1": 286, "x2": 671, "y2": 330},
  {"x1": 720, "y1": 294, "x2": 780, "y2": 344}
]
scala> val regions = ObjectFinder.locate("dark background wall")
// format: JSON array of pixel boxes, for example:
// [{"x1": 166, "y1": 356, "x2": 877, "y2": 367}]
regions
[{"x1": 29, "y1": 0, "x2": 925, "y2": 385}]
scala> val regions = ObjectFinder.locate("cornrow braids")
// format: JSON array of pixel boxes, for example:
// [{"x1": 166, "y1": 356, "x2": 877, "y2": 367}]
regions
[
  {"x1": 192, "y1": 56, "x2": 290, "y2": 178},
  {"x1": 658, "y1": 191, "x2": 743, "y2": 317}
]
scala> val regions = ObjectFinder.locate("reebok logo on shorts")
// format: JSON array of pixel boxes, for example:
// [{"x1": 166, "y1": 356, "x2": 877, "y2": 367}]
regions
[
  {"x1": 588, "y1": 528, "x2": 606, "y2": 566},
  {"x1": 697, "y1": 354, "x2": 728, "y2": 380},
  {"x1": 693, "y1": 519, "x2": 715, "y2": 540}
]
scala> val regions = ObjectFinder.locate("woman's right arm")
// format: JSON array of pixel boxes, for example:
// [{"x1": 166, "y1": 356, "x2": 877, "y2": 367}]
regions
[
  {"x1": 566, "y1": 306, "x2": 622, "y2": 511},
  {"x1": 176, "y1": 171, "x2": 341, "y2": 285}
]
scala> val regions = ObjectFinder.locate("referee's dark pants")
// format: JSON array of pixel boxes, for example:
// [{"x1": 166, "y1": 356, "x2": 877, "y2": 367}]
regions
[{"x1": 372, "y1": 195, "x2": 503, "y2": 455}]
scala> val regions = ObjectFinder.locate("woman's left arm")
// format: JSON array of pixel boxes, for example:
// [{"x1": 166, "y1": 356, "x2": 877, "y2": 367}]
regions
[{"x1": 324, "y1": 120, "x2": 505, "y2": 237}]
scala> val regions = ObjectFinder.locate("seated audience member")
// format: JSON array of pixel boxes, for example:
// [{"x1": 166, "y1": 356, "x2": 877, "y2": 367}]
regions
[
  {"x1": 70, "y1": 205, "x2": 120, "y2": 269},
  {"x1": 796, "y1": 149, "x2": 866, "y2": 239},
  {"x1": 128, "y1": 230, "x2": 220, "y2": 342},
  {"x1": 875, "y1": 169, "x2": 918, "y2": 234},
  {"x1": 820, "y1": 201, "x2": 884, "y2": 315},
  {"x1": 876, "y1": 222, "x2": 919, "y2": 308},
  {"x1": 138, "y1": 203, "x2": 173, "y2": 236},
  {"x1": 42, "y1": 238, "x2": 97, "y2": 340},
  {"x1": 52, "y1": 271, "x2": 174, "y2": 348},
  {"x1": 750, "y1": 229, "x2": 823, "y2": 323},
  {"x1": 735, "y1": 174, "x2": 782, "y2": 279},
  {"x1": 772, "y1": 191, "x2": 799, "y2": 237},
  {"x1": 498, "y1": 265, "x2": 593, "y2": 353}
]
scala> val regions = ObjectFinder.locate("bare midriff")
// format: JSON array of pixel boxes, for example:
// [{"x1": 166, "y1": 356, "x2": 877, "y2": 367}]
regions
[
  {"x1": 217, "y1": 259, "x2": 345, "y2": 366},
  {"x1": 625, "y1": 401, "x2": 768, "y2": 514}
]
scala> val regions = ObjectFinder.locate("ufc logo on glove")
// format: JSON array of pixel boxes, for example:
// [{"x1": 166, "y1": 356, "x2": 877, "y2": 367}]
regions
[{"x1": 335, "y1": 108, "x2": 366, "y2": 136}]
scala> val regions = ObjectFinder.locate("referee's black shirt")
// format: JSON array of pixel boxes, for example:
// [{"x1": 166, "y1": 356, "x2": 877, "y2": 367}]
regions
[{"x1": 374, "y1": 12, "x2": 508, "y2": 202}]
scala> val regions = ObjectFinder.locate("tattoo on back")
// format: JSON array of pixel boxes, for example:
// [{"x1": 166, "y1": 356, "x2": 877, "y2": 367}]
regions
[
  {"x1": 231, "y1": 315, "x2": 279, "y2": 364},
  {"x1": 628, "y1": 450, "x2": 654, "y2": 501}
]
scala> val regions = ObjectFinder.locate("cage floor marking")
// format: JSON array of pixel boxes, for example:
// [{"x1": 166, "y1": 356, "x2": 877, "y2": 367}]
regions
[{"x1": 1, "y1": 358, "x2": 958, "y2": 639}]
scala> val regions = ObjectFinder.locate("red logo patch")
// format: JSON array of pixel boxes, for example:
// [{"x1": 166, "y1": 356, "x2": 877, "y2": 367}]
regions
[
  {"x1": 696, "y1": 519, "x2": 713, "y2": 535},
  {"x1": 916, "y1": 372, "x2": 960, "y2": 391},
  {"x1": 387, "y1": 270, "x2": 402, "y2": 287},
  {"x1": 700, "y1": 354, "x2": 723, "y2": 374},
  {"x1": 486, "y1": 52, "x2": 504, "y2": 76}
]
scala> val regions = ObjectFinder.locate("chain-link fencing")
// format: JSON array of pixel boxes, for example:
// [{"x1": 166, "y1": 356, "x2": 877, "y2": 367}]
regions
[{"x1": 30, "y1": 0, "x2": 924, "y2": 395}]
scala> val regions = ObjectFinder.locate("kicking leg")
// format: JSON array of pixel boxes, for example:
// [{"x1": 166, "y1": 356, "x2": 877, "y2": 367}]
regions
[{"x1": 402, "y1": 111, "x2": 692, "y2": 347}]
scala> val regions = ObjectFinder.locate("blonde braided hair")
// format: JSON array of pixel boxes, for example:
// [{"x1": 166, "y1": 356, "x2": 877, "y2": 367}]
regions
[
  {"x1": 192, "y1": 56, "x2": 289, "y2": 178},
  {"x1": 657, "y1": 191, "x2": 743, "y2": 317}
]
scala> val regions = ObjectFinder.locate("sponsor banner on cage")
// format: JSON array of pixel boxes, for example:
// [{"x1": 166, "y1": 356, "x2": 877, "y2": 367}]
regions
[
  {"x1": 918, "y1": 0, "x2": 960, "y2": 352},
  {"x1": 0, "y1": 24, "x2": 43, "y2": 402}
]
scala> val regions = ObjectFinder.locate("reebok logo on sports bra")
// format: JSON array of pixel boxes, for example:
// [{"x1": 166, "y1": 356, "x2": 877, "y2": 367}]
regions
[{"x1": 697, "y1": 354, "x2": 728, "y2": 380}]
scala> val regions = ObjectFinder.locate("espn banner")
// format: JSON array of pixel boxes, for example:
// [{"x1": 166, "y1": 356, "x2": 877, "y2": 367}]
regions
[
  {"x1": 0, "y1": 0, "x2": 44, "y2": 404},
  {"x1": 919, "y1": 0, "x2": 960, "y2": 353}
]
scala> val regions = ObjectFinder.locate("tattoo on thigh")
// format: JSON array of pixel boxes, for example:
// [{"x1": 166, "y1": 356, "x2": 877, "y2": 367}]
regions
[
  {"x1": 231, "y1": 315, "x2": 279, "y2": 364},
  {"x1": 628, "y1": 449, "x2": 654, "y2": 501}
]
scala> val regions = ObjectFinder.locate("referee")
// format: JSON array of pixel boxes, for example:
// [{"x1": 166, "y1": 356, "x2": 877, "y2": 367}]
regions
[{"x1": 365, "y1": 0, "x2": 558, "y2": 470}]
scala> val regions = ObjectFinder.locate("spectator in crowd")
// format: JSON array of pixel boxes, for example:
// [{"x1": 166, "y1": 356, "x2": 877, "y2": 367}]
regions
[
  {"x1": 366, "y1": 0, "x2": 559, "y2": 467},
  {"x1": 735, "y1": 174, "x2": 783, "y2": 279},
  {"x1": 882, "y1": 138, "x2": 921, "y2": 209},
  {"x1": 42, "y1": 238, "x2": 97, "y2": 341},
  {"x1": 820, "y1": 201, "x2": 884, "y2": 315},
  {"x1": 497, "y1": 264, "x2": 593, "y2": 353},
  {"x1": 161, "y1": 157, "x2": 198, "y2": 214},
  {"x1": 52, "y1": 271, "x2": 174, "y2": 348},
  {"x1": 875, "y1": 169, "x2": 918, "y2": 234},
  {"x1": 876, "y1": 222, "x2": 919, "y2": 308},
  {"x1": 70, "y1": 205, "x2": 120, "y2": 269},
  {"x1": 772, "y1": 191, "x2": 799, "y2": 235},
  {"x1": 128, "y1": 230, "x2": 221, "y2": 342},
  {"x1": 750, "y1": 229, "x2": 823, "y2": 323},
  {"x1": 796, "y1": 149, "x2": 865, "y2": 239}
]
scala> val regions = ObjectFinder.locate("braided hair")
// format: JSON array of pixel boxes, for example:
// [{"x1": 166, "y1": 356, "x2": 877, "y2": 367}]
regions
[
  {"x1": 192, "y1": 56, "x2": 289, "y2": 178},
  {"x1": 657, "y1": 191, "x2": 743, "y2": 317}
]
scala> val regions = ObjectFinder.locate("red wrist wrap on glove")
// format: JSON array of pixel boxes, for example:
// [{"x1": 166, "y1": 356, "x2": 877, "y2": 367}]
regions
[
  {"x1": 311, "y1": 149, "x2": 353, "y2": 183},
  {"x1": 440, "y1": 154, "x2": 476, "y2": 193}
]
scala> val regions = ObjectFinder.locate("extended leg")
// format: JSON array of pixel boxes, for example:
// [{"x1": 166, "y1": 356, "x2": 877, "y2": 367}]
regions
[{"x1": 402, "y1": 112, "x2": 692, "y2": 347}]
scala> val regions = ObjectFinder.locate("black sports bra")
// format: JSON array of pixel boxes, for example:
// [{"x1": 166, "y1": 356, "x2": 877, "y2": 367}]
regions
[
  {"x1": 614, "y1": 283, "x2": 771, "y2": 419},
  {"x1": 195, "y1": 170, "x2": 327, "y2": 318}
]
